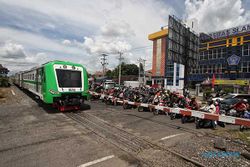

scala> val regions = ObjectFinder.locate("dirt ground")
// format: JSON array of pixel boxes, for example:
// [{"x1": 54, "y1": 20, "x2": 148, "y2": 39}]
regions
[{"x1": 0, "y1": 87, "x2": 10, "y2": 104}]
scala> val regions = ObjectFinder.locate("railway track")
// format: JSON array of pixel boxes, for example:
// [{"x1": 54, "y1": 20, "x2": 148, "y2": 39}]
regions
[
  {"x1": 65, "y1": 111, "x2": 206, "y2": 167},
  {"x1": 91, "y1": 101, "x2": 248, "y2": 147}
]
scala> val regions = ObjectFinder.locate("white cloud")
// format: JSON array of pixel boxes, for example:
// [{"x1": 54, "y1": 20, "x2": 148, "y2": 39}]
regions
[
  {"x1": 101, "y1": 20, "x2": 135, "y2": 38},
  {"x1": 0, "y1": 41, "x2": 26, "y2": 59},
  {"x1": 0, "y1": 0, "x2": 176, "y2": 72},
  {"x1": 62, "y1": 39, "x2": 71, "y2": 45},
  {"x1": 184, "y1": 0, "x2": 250, "y2": 33},
  {"x1": 0, "y1": 41, "x2": 49, "y2": 73}
]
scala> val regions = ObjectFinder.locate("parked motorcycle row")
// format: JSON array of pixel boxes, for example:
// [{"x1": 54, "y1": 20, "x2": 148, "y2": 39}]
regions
[{"x1": 90, "y1": 86, "x2": 250, "y2": 131}]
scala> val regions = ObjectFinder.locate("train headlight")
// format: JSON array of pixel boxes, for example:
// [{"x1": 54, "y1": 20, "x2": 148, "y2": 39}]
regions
[{"x1": 49, "y1": 89, "x2": 60, "y2": 95}]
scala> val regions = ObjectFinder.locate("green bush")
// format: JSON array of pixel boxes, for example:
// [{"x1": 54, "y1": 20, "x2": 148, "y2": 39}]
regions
[
  {"x1": 203, "y1": 89, "x2": 213, "y2": 100},
  {"x1": 0, "y1": 77, "x2": 9, "y2": 87},
  {"x1": 224, "y1": 87, "x2": 234, "y2": 94}
]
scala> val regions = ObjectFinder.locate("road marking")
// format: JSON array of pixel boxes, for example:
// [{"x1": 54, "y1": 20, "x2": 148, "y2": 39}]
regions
[
  {"x1": 78, "y1": 155, "x2": 115, "y2": 167},
  {"x1": 11, "y1": 90, "x2": 15, "y2": 96},
  {"x1": 160, "y1": 133, "x2": 185, "y2": 141}
]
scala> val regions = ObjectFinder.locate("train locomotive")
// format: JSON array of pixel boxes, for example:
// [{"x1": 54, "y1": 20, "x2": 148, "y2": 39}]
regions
[{"x1": 14, "y1": 60, "x2": 89, "y2": 111}]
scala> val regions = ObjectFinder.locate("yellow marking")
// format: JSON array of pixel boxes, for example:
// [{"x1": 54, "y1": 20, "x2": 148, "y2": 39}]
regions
[{"x1": 148, "y1": 29, "x2": 168, "y2": 40}]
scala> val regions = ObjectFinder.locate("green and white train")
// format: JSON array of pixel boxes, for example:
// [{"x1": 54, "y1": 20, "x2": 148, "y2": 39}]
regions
[{"x1": 14, "y1": 60, "x2": 89, "y2": 111}]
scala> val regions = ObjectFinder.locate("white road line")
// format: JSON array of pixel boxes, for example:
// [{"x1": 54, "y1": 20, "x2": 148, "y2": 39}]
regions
[
  {"x1": 160, "y1": 133, "x2": 185, "y2": 141},
  {"x1": 11, "y1": 90, "x2": 15, "y2": 96},
  {"x1": 78, "y1": 155, "x2": 115, "y2": 167}
]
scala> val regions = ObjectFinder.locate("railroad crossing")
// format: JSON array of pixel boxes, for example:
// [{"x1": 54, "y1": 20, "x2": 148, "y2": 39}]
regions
[{"x1": 0, "y1": 86, "x2": 249, "y2": 167}]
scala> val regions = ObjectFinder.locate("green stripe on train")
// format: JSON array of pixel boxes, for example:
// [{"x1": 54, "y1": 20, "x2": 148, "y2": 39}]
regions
[{"x1": 23, "y1": 80, "x2": 42, "y2": 85}]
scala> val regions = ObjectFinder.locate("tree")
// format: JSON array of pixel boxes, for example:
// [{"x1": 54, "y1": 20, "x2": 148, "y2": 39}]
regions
[{"x1": 106, "y1": 70, "x2": 113, "y2": 78}]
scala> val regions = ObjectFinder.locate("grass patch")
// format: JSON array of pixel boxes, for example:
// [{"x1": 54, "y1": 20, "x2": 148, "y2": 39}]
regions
[{"x1": 214, "y1": 128, "x2": 250, "y2": 145}]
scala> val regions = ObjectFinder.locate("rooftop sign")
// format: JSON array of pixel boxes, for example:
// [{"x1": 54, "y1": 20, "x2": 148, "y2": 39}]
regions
[{"x1": 208, "y1": 24, "x2": 250, "y2": 39}]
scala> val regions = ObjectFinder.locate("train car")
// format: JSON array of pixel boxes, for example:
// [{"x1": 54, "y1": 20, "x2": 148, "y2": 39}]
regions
[{"x1": 14, "y1": 60, "x2": 89, "y2": 111}]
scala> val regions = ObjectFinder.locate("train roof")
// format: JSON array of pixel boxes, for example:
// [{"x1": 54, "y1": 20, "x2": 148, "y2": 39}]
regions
[
  {"x1": 42, "y1": 60, "x2": 84, "y2": 67},
  {"x1": 16, "y1": 60, "x2": 86, "y2": 74}
]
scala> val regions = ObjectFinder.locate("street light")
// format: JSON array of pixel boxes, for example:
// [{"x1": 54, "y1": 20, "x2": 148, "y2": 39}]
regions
[{"x1": 118, "y1": 52, "x2": 124, "y2": 85}]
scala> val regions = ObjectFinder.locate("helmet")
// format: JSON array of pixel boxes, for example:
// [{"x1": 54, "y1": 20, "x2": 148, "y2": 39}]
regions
[
  {"x1": 179, "y1": 95, "x2": 184, "y2": 98},
  {"x1": 242, "y1": 99, "x2": 248, "y2": 103}
]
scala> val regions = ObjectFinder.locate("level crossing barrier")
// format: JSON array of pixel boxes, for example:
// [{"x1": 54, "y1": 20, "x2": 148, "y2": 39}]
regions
[{"x1": 89, "y1": 91, "x2": 250, "y2": 127}]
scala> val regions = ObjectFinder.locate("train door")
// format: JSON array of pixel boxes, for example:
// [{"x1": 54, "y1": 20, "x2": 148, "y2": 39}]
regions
[
  {"x1": 36, "y1": 69, "x2": 39, "y2": 92},
  {"x1": 21, "y1": 73, "x2": 23, "y2": 88},
  {"x1": 41, "y1": 67, "x2": 46, "y2": 95},
  {"x1": 37, "y1": 68, "x2": 43, "y2": 95}
]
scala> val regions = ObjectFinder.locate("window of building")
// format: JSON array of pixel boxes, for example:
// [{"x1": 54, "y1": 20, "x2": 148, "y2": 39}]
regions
[
  {"x1": 219, "y1": 64, "x2": 222, "y2": 73},
  {"x1": 243, "y1": 44, "x2": 249, "y2": 56},
  {"x1": 199, "y1": 51, "x2": 204, "y2": 60},
  {"x1": 204, "y1": 65, "x2": 207, "y2": 73},
  {"x1": 212, "y1": 49, "x2": 216, "y2": 59},
  {"x1": 248, "y1": 62, "x2": 250, "y2": 72},
  {"x1": 222, "y1": 48, "x2": 226, "y2": 58},
  {"x1": 208, "y1": 50, "x2": 212, "y2": 59},
  {"x1": 204, "y1": 51, "x2": 208, "y2": 60},
  {"x1": 237, "y1": 37, "x2": 241, "y2": 43},
  {"x1": 222, "y1": 65, "x2": 226, "y2": 73},
  {"x1": 176, "y1": 79, "x2": 179, "y2": 86},
  {"x1": 207, "y1": 65, "x2": 211, "y2": 73},
  {"x1": 167, "y1": 78, "x2": 173, "y2": 85},
  {"x1": 218, "y1": 49, "x2": 221, "y2": 59},
  {"x1": 242, "y1": 62, "x2": 248, "y2": 72},
  {"x1": 214, "y1": 64, "x2": 218, "y2": 73}
]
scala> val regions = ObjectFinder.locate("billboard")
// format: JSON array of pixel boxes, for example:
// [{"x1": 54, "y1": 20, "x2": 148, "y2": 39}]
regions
[
  {"x1": 209, "y1": 24, "x2": 250, "y2": 39},
  {"x1": 167, "y1": 15, "x2": 199, "y2": 68}
]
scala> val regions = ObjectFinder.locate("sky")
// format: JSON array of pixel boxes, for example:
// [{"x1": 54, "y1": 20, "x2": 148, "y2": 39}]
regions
[{"x1": 0, "y1": 0, "x2": 249, "y2": 74}]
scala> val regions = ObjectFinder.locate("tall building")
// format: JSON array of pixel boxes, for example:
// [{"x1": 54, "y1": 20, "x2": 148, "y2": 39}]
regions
[
  {"x1": 189, "y1": 24, "x2": 250, "y2": 85},
  {"x1": 148, "y1": 16, "x2": 199, "y2": 91},
  {"x1": 149, "y1": 22, "x2": 250, "y2": 90},
  {"x1": 148, "y1": 28, "x2": 185, "y2": 90}
]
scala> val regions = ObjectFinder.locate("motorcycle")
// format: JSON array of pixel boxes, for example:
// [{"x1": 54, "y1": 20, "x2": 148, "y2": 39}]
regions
[
  {"x1": 153, "y1": 98, "x2": 167, "y2": 115},
  {"x1": 123, "y1": 91, "x2": 140, "y2": 110},
  {"x1": 169, "y1": 96, "x2": 187, "y2": 120},
  {"x1": 240, "y1": 111, "x2": 250, "y2": 131},
  {"x1": 138, "y1": 94, "x2": 154, "y2": 112},
  {"x1": 181, "y1": 105, "x2": 195, "y2": 124},
  {"x1": 195, "y1": 106, "x2": 216, "y2": 129}
]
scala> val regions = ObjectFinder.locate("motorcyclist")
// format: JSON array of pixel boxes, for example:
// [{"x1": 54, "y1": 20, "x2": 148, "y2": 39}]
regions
[
  {"x1": 208, "y1": 99, "x2": 216, "y2": 129},
  {"x1": 214, "y1": 101, "x2": 220, "y2": 115},
  {"x1": 208, "y1": 100, "x2": 216, "y2": 114},
  {"x1": 189, "y1": 96, "x2": 199, "y2": 110},
  {"x1": 181, "y1": 96, "x2": 199, "y2": 124},
  {"x1": 231, "y1": 99, "x2": 249, "y2": 117}
]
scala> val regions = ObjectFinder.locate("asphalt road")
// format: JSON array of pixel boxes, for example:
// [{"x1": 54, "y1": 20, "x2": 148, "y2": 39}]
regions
[{"x1": 0, "y1": 86, "x2": 249, "y2": 167}]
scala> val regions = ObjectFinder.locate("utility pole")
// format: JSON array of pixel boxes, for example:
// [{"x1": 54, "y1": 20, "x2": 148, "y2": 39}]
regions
[
  {"x1": 100, "y1": 54, "x2": 108, "y2": 78},
  {"x1": 142, "y1": 59, "x2": 146, "y2": 85},
  {"x1": 118, "y1": 52, "x2": 123, "y2": 85}
]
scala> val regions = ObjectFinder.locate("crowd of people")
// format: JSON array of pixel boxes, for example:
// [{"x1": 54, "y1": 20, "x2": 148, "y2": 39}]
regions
[{"x1": 90, "y1": 85, "x2": 250, "y2": 130}]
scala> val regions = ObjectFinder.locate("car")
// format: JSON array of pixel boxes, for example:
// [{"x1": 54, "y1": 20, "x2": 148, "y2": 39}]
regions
[{"x1": 212, "y1": 93, "x2": 250, "y2": 102}]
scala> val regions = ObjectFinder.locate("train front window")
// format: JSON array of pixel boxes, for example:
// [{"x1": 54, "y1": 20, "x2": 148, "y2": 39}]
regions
[{"x1": 56, "y1": 69, "x2": 82, "y2": 88}]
